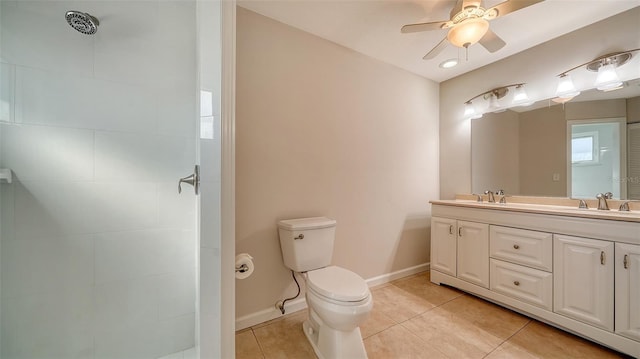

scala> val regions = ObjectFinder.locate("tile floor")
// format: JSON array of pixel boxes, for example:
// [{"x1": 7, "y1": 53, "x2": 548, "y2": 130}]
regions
[{"x1": 236, "y1": 271, "x2": 632, "y2": 359}]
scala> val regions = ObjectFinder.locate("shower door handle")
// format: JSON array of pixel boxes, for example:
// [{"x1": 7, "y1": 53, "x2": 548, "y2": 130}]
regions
[{"x1": 178, "y1": 165, "x2": 200, "y2": 195}]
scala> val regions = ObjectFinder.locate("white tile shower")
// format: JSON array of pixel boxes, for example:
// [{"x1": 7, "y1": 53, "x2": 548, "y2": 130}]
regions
[{"x1": 0, "y1": 1, "x2": 203, "y2": 358}]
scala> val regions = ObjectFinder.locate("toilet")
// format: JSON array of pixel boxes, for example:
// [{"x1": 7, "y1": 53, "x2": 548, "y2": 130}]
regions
[{"x1": 278, "y1": 217, "x2": 372, "y2": 359}]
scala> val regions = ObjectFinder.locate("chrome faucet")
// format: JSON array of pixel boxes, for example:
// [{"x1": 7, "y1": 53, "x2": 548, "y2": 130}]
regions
[
  {"x1": 472, "y1": 194, "x2": 483, "y2": 202},
  {"x1": 484, "y1": 190, "x2": 495, "y2": 203},
  {"x1": 596, "y1": 192, "x2": 613, "y2": 210},
  {"x1": 619, "y1": 201, "x2": 630, "y2": 212},
  {"x1": 496, "y1": 189, "x2": 506, "y2": 204}
]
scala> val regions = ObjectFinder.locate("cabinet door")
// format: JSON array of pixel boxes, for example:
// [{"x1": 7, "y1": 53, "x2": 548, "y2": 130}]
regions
[
  {"x1": 457, "y1": 221, "x2": 489, "y2": 288},
  {"x1": 430, "y1": 217, "x2": 457, "y2": 276},
  {"x1": 554, "y1": 235, "x2": 614, "y2": 331},
  {"x1": 615, "y1": 243, "x2": 640, "y2": 341}
]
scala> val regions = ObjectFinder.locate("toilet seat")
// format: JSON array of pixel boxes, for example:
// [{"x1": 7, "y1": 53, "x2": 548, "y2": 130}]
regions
[{"x1": 306, "y1": 266, "x2": 369, "y2": 303}]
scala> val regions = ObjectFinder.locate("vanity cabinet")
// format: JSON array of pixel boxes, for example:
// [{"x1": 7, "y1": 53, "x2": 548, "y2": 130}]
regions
[
  {"x1": 489, "y1": 226, "x2": 553, "y2": 310},
  {"x1": 429, "y1": 202, "x2": 640, "y2": 357},
  {"x1": 457, "y1": 221, "x2": 489, "y2": 288},
  {"x1": 430, "y1": 217, "x2": 457, "y2": 276},
  {"x1": 431, "y1": 217, "x2": 488, "y2": 288},
  {"x1": 553, "y1": 235, "x2": 614, "y2": 331},
  {"x1": 615, "y1": 243, "x2": 640, "y2": 341}
]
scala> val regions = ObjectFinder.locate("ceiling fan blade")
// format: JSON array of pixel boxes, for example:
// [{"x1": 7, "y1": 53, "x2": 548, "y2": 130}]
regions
[
  {"x1": 488, "y1": 0, "x2": 544, "y2": 18},
  {"x1": 401, "y1": 20, "x2": 451, "y2": 33},
  {"x1": 423, "y1": 37, "x2": 449, "y2": 60},
  {"x1": 479, "y1": 28, "x2": 506, "y2": 53}
]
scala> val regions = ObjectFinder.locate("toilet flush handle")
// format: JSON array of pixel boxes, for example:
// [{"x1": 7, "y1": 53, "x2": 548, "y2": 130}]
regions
[{"x1": 294, "y1": 234, "x2": 304, "y2": 240}]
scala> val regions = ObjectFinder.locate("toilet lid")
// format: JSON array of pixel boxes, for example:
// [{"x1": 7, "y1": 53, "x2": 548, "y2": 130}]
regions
[{"x1": 307, "y1": 266, "x2": 369, "y2": 302}]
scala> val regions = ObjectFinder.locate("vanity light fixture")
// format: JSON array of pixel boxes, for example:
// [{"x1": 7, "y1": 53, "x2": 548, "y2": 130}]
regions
[
  {"x1": 554, "y1": 48, "x2": 639, "y2": 102},
  {"x1": 554, "y1": 73, "x2": 580, "y2": 99},
  {"x1": 511, "y1": 84, "x2": 534, "y2": 106},
  {"x1": 463, "y1": 83, "x2": 530, "y2": 119}
]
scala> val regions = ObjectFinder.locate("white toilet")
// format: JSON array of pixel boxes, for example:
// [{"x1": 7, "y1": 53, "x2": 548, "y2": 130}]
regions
[{"x1": 278, "y1": 217, "x2": 372, "y2": 359}]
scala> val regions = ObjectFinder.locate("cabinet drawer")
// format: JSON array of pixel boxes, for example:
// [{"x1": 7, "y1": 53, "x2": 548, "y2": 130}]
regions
[
  {"x1": 490, "y1": 259, "x2": 553, "y2": 310},
  {"x1": 490, "y1": 226, "x2": 552, "y2": 271}
]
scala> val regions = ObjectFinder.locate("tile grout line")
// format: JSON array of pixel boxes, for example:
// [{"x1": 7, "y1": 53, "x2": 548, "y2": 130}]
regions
[
  {"x1": 481, "y1": 318, "x2": 532, "y2": 359},
  {"x1": 391, "y1": 288, "x2": 469, "y2": 359},
  {"x1": 250, "y1": 328, "x2": 267, "y2": 359}
]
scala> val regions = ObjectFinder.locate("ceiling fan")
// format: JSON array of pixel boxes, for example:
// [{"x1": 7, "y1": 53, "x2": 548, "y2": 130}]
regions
[{"x1": 401, "y1": 0, "x2": 544, "y2": 60}]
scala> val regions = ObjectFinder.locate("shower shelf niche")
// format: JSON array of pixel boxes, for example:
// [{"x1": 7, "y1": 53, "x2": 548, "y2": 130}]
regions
[{"x1": 0, "y1": 168, "x2": 12, "y2": 183}]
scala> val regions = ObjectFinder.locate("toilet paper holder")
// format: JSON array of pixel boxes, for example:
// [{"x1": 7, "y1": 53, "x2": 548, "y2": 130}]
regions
[{"x1": 235, "y1": 263, "x2": 249, "y2": 273}]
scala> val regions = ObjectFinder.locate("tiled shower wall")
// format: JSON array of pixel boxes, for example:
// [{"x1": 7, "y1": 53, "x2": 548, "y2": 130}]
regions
[{"x1": 0, "y1": 2, "x2": 198, "y2": 358}]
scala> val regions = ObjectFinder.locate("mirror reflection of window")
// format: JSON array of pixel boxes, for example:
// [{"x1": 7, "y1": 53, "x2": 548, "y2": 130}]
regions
[
  {"x1": 571, "y1": 133, "x2": 598, "y2": 163},
  {"x1": 568, "y1": 120, "x2": 625, "y2": 199}
]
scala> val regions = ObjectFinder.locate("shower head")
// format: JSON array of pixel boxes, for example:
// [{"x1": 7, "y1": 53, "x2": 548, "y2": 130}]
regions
[{"x1": 65, "y1": 11, "x2": 99, "y2": 35}]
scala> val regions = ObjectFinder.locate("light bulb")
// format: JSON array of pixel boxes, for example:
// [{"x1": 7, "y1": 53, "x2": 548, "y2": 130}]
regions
[
  {"x1": 511, "y1": 85, "x2": 532, "y2": 106},
  {"x1": 464, "y1": 102, "x2": 475, "y2": 117},
  {"x1": 487, "y1": 93, "x2": 502, "y2": 113},
  {"x1": 555, "y1": 74, "x2": 580, "y2": 98},
  {"x1": 594, "y1": 63, "x2": 622, "y2": 91}
]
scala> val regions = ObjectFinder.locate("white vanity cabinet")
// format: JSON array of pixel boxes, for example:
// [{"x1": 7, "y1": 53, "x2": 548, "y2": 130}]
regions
[
  {"x1": 489, "y1": 226, "x2": 553, "y2": 310},
  {"x1": 429, "y1": 202, "x2": 640, "y2": 357},
  {"x1": 430, "y1": 217, "x2": 457, "y2": 276},
  {"x1": 457, "y1": 221, "x2": 489, "y2": 288},
  {"x1": 431, "y1": 217, "x2": 488, "y2": 288},
  {"x1": 553, "y1": 235, "x2": 614, "y2": 331},
  {"x1": 616, "y1": 243, "x2": 640, "y2": 341}
]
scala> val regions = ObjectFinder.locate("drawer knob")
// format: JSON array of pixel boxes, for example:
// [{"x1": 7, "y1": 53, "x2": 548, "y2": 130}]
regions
[
  {"x1": 513, "y1": 244, "x2": 520, "y2": 249},
  {"x1": 513, "y1": 281, "x2": 520, "y2": 286}
]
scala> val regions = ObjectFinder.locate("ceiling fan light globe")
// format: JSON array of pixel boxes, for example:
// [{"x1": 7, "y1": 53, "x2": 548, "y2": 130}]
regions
[{"x1": 447, "y1": 18, "x2": 489, "y2": 48}]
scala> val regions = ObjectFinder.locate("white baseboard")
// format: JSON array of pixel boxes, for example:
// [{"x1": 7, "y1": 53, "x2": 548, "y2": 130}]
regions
[
  {"x1": 235, "y1": 297, "x2": 307, "y2": 331},
  {"x1": 365, "y1": 262, "x2": 430, "y2": 288},
  {"x1": 235, "y1": 262, "x2": 430, "y2": 331}
]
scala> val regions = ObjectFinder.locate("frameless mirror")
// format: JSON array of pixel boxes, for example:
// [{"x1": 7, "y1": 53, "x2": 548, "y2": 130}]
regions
[{"x1": 471, "y1": 78, "x2": 640, "y2": 200}]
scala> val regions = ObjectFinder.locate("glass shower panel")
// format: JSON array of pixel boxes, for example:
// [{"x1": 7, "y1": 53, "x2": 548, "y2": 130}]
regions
[{"x1": 0, "y1": 1, "x2": 200, "y2": 358}]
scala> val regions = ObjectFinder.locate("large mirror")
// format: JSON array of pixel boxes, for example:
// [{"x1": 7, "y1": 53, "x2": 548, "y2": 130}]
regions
[{"x1": 471, "y1": 79, "x2": 640, "y2": 200}]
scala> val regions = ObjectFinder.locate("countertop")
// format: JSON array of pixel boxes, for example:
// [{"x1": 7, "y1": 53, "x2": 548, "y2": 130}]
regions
[{"x1": 431, "y1": 195, "x2": 640, "y2": 223}]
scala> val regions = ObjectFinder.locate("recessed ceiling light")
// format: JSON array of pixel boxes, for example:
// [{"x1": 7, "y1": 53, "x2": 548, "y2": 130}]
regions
[{"x1": 439, "y1": 58, "x2": 458, "y2": 69}]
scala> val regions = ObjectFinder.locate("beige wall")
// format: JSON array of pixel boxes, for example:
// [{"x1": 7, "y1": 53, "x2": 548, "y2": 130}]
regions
[
  {"x1": 519, "y1": 105, "x2": 567, "y2": 196},
  {"x1": 440, "y1": 7, "x2": 640, "y2": 199},
  {"x1": 471, "y1": 110, "x2": 520, "y2": 194},
  {"x1": 235, "y1": 8, "x2": 439, "y2": 318},
  {"x1": 566, "y1": 99, "x2": 627, "y2": 120},
  {"x1": 627, "y1": 96, "x2": 640, "y2": 123}
]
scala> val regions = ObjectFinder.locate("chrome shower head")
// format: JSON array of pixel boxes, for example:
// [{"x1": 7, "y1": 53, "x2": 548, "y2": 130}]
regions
[{"x1": 65, "y1": 11, "x2": 99, "y2": 35}]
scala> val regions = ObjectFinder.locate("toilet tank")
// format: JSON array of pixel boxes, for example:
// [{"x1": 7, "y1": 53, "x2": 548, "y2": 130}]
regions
[{"x1": 278, "y1": 217, "x2": 336, "y2": 272}]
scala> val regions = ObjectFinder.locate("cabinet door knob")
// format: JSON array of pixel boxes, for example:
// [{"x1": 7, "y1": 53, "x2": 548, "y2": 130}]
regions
[
  {"x1": 600, "y1": 251, "x2": 605, "y2": 265},
  {"x1": 449, "y1": 225, "x2": 453, "y2": 235},
  {"x1": 624, "y1": 254, "x2": 629, "y2": 269},
  {"x1": 513, "y1": 244, "x2": 520, "y2": 249},
  {"x1": 458, "y1": 227, "x2": 462, "y2": 237},
  {"x1": 513, "y1": 281, "x2": 520, "y2": 286}
]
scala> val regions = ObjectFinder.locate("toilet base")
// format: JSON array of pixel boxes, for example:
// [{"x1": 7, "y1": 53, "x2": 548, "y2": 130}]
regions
[{"x1": 302, "y1": 320, "x2": 368, "y2": 359}]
